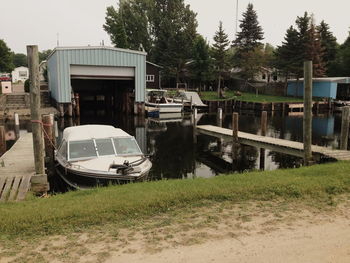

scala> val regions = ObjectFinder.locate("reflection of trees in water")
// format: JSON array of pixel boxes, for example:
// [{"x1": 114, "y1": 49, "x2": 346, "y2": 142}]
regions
[
  {"x1": 148, "y1": 123, "x2": 195, "y2": 180},
  {"x1": 268, "y1": 151, "x2": 303, "y2": 169},
  {"x1": 233, "y1": 145, "x2": 258, "y2": 172}
]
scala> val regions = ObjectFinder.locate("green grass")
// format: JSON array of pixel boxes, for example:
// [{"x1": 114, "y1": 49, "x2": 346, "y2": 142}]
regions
[
  {"x1": 200, "y1": 91, "x2": 303, "y2": 103},
  {"x1": 0, "y1": 161, "x2": 350, "y2": 240}
]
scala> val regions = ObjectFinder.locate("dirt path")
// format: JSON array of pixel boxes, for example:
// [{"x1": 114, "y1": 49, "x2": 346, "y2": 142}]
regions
[
  {"x1": 110, "y1": 217, "x2": 350, "y2": 263},
  {"x1": 1, "y1": 200, "x2": 350, "y2": 263}
]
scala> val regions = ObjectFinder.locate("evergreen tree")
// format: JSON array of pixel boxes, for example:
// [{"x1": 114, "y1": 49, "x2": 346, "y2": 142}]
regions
[
  {"x1": 329, "y1": 33, "x2": 350, "y2": 76},
  {"x1": 233, "y1": 3, "x2": 264, "y2": 81},
  {"x1": 234, "y1": 3, "x2": 264, "y2": 53},
  {"x1": 191, "y1": 35, "x2": 212, "y2": 91},
  {"x1": 212, "y1": 21, "x2": 230, "y2": 98},
  {"x1": 274, "y1": 26, "x2": 301, "y2": 78},
  {"x1": 0, "y1": 39, "x2": 14, "y2": 72},
  {"x1": 317, "y1": 20, "x2": 338, "y2": 75},
  {"x1": 305, "y1": 22, "x2": 326, "y2": 77}
]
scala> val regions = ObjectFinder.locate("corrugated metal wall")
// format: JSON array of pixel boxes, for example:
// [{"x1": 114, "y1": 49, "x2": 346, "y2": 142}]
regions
[
  {"x1": 287, "y1": 81, "x2": 337, "y2": 98},
  {"x1": 47, "y1": 47, "x2": 146, "y2": 103}
]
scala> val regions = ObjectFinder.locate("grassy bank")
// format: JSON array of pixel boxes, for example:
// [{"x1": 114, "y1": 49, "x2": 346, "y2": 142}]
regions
[
  {"x1": 1, "y1": 161, "x2": 350, "y2": 240},
  {"x1": 200, "y1": 91, "x2": 303, "y2": 103}
]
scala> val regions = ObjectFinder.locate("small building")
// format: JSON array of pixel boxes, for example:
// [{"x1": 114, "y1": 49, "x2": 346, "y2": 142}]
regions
[
  {"x1": 47, "y1": 46, "x2": 147, "y2": 115},
  {"x1": 287, "y1": 77, "x2": 350, "y2": 99},
  {"x1": 1, "y1": 81, "x2": 12, "y2": 94},
  {"x1": 11, "y1": 67, "x2": 29, "y2": 83},
  {"x1": 146, "y1": 61, "x2": 162, "y2": 89}
]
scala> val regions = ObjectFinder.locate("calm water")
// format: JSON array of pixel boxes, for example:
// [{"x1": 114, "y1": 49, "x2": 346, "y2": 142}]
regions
[
  {"x1": 58, "y1": 110, "x2": 342, "y2": 180},
  {"x1": 1, "y1": 111, "x2": 343, "y2": 182}
]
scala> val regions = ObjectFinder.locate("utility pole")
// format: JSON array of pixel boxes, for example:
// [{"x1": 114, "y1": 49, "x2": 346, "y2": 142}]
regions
[
  {"x1": 27, "y1": 45, "x2": 45, "y2": 175},
  {"x1": 303, "y1": 61, "x2": 313, "y2": 165}
]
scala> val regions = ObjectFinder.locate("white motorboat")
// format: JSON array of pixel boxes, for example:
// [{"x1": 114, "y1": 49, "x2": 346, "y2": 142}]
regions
[
  {"x1": 173, "y1": 91, "x2": 208, "y2": 109},
  {"x1": 145, "y1": 89, "x2": 183, "y2": 113},
  {"x1": 55, "y1": 125, "x2": 152, "y2": 189}
]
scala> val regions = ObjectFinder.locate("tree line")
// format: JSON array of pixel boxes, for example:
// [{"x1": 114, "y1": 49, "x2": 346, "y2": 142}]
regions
[
  {"x1": 104, "y1": 0, "x2": 350, "y2": 95},
  {"x1": 0, "y1": 41, "x2": 51, "y2": 72}
]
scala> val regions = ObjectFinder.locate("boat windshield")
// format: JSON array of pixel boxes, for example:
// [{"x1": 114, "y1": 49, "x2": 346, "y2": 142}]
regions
[
  {"x1": 113, "y1": 137, "x2": 141, "y2": 155},
  {"x1": 69, "y1": 140, "x2": 97, "y2": 160},
  {"x1": 68, "y1": 137, "x2": 141, "y2": 160},
  {"x1": 95, "y1": 138, "x2": 115, "y2": 156}
]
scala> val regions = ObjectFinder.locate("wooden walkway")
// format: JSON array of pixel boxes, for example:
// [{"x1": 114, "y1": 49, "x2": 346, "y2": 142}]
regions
[
  {"x1": 0, "y1": 133, "x2": 34, "y2": 202},
  {"x1": 197, "y1": 125, "x2": 350, "y2": 161}
]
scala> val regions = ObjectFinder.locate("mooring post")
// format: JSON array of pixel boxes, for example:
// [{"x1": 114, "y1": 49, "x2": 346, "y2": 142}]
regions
[
  {"x1": 42, "y1": 114, "x2": 54, "y2": 163},
  {"x1": 340, "y1": 106, "x2": 350, "y2": 150},
  {"x1": 27, "y1": 45, "x2": 45, "y2": 175},
  {"x1": 261, "y1": 111, "x2": 267, "y2": 136},
  {"x1": 232, "y1": 112, "x2": 239, "y2": 143},
  {"x1": 303, "y1": 61, "x2": 313, "y2": 165},
  {"x1": 0, "y1": 126, "x2": 6, "y2": 155},
  {"x1": 75, "y1": 93, "x2": 80, "y2": 117},
  {"x1": 14, "y1": 112, "x2": 20, "y2": 139}
]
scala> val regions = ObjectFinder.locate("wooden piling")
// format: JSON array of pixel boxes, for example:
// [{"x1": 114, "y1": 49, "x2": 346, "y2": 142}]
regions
[
  {"x1": 14, "y1": 112, "x2": 20, "y2": 139},
  {"x1": 261, "y1": 111, "x2": 267, "y2": 136},
  {"x1": 27, "y1": 45, "x2": 45, "y2": 175},
  {"x1": 75, "y1": 93, "x2": 80, "y2": 117},
  {"x1": 42, "y1": 114, "x2": 54, "y2": 161},
  {"x1": 303, "y1": 61, "x2": 313, "y2": 165},
  {"x1": 232, "y1": 112, "x2": 239, "y2": 143},
  {"x1": 0, "y1": 126, "x2": 6, "y2": 155},
  {"x1": 67, "y1": 103, "x2": 73, "y2": 117},
  {"x1": 340, "y1": 106, "x2": 350, "y2": 150}
]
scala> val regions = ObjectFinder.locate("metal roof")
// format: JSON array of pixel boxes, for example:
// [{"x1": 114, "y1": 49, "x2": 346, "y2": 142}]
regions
[
  {"x1": 48, "y1": 46, "x2": 147, "y2": 60},
  {"x1": 288, "y1": 77, "x2": 350, "y2": 83}
]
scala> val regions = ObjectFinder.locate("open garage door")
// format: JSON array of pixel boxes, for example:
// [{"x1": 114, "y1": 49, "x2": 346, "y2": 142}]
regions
[{"x1": 70, "y1": 65, "x2": 135, "y2": 115}]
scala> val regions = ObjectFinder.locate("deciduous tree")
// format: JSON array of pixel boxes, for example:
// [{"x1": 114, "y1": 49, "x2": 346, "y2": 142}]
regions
[{"x1": 0, "y1": 39, "x2": 14, "y2": 72}]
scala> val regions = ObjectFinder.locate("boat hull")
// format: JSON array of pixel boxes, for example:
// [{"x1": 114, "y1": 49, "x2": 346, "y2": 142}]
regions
[
  {"x1": 145, "y1": 102, "x2": 182, "y2": 113},
  {"x1": 56, "y1": 163, "x2": 150, "y2": 189}
]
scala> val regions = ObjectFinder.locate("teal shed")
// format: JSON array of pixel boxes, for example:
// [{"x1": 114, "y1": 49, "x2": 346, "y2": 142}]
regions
[{"x1": 47, "y1": 46, "x2": 147, "y2": 115}]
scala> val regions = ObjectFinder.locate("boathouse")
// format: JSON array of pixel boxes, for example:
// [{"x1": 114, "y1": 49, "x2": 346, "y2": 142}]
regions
[
  {"x1": 287, "y1": 77, "x2": 350, "y2": 99},
  {"x1": 47, "y1": 46, "x2": 147, "y2": 115}
]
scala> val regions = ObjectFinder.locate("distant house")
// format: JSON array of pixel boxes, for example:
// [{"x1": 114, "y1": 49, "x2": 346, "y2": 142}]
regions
[
  {"x1": 11, "y1": 66, "x2": 29, "y2": 83},
  {"x1": 287, "y1": 77, "x2": 350, "y2": 99},
  {"x1": 146, "y1": 61, "x2": 162, "y2": 89}
]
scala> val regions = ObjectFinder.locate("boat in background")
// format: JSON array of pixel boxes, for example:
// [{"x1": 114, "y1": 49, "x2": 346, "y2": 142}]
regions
[
  {"x1": 55, "y1": 125, "x2": 152, "y2": 189},
  {"x1": 145, "y1": 89, "x2": 183, "y2": 113},
  {"x1": 173, "y1": 91, "x2": 208, "y2": 110}
]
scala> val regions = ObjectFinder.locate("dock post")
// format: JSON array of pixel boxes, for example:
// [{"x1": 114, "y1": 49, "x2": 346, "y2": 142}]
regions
[
  {"x1": 232, "y1": 112, "x2": 239, "y2": 143},
  {"x1": 42, "y1": 114, "x2": 54, "y2": 164},
  {"x1": 58, "y1": 103, "x2": 64, "y2": 117},
  {"x1": 75, "y1": 93, "x2": 80, "y2": 117},
  {"x1": 14, "y1": 112, "x2": 20, "y2": 139},
  {"x1": 67, "y1": 103, "x2": 73, "y2": 117},
  {"x1": 303, "y1": 61, "x2": 313, "y2": 165},
  {"x1": 0, "y1": 126, "x2": 5, "y2": 155},
  {"x1": 218, "y1": 108, "x2": 223, "y2": 120},
  {"x1": 261, "y1": 111, "x2": 267, "y2": 136},
  {"x1": 232, "y1": 112, "x2": 239, "y2": 163},
  {"x1": 27, "y1": 45, "x2": 45, "y2": 175},
  {"x1": 260, "y1": 111, "x2": 267, "y2": 170},
  {"x1": 340, "y1": 106, "x2": 350, "y2": 150}
]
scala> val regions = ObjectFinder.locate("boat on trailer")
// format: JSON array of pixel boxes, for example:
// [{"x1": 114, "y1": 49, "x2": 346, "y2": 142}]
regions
[
  {"x1": 145, "y1": 89, "x2": 183, "y2": 113},
  {"x1": 55, "y1": 125, "x2": 152, "y2": 189}
]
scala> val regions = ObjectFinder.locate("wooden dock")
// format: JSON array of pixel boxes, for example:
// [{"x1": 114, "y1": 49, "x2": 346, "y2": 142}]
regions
[
  {"x1": 197, "y1": 125, "x2": 350, "y2": 161},
  {"x1": 0, "y1": 133, "x2": 34, "y2": 202}
]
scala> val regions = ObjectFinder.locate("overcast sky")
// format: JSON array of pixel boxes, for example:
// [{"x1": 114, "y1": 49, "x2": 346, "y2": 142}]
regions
[{"x1": 1, "y1": 0, "x2": 349, "y2": 54}]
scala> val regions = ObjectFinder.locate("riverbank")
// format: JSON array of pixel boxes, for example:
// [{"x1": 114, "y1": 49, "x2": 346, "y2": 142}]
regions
[
  {"x1": 199, "y1": 91, "x2": 303, "y2": 103},
  {"x1": 0, "y1": 161, "x2": 349, "y2": 239}
]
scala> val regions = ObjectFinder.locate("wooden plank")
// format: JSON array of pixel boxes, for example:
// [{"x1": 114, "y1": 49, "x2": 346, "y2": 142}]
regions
[
  {"x1": 0, "y1": 177, "x2": 14, "y2": 202},
  {"x1": 197, "y1": 125, "x2": 350, "y2": 161},
  {"x1": 0, "y1": 177, "x2": 6, "y2": 197},
  {"x1": 16, "y1": 175, "x2": 32, "y2": 201},
  {"x1": 8, "y1": 176, "x2": 22, "y2": 201}
]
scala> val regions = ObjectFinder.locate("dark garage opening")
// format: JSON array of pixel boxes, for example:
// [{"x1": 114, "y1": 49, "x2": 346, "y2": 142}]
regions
[{"x1": 71, "y1": 78, "x2": 135, "y2": 115}]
